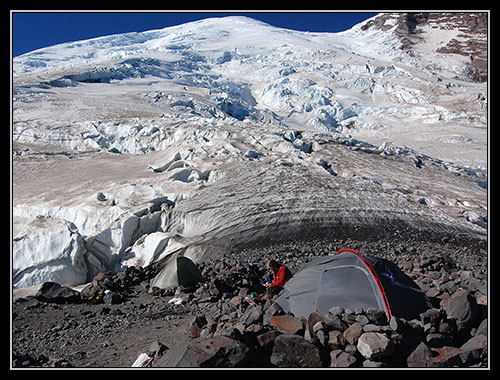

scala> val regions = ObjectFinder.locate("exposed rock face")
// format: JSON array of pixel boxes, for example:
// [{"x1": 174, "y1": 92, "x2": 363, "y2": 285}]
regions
[{"x1": 361, "y1": 12, "x2": 487, "y2": 82}]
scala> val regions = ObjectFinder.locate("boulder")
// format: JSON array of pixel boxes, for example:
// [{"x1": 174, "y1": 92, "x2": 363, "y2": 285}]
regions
[
  {"x1": 148, "y1": 341, "x2": 169, "y2": 364},
  {"x1": 307, "y1": 311, "x2": 325, "y2": 334},
  {"x1": 365, "y1": 308, "x2": 388, "y2": 325},
  {"x1": 304, "y1": 311, "x2": 326, "y2": 345},
  {"x1": 270, "y1": 334, "x2": 323, "y2": 367},
  {"x1": 256, "y1": 330, "x2": 281, "y2": 348},
  {"x1": 328, "y1": 330, "x2": 346, "y2": 350},
  {"x1": 407, "y1": 342, "x2": 433, "y2": 367},
  {"x1": 426, "y1": 333, "x2": 453, "y2": 348},
  {"x1": 343, "y1": 322, "x2": 363, "y2": 345},
  {"x1": 430, "y1": 346, "x2": 463, "y2": 367},
  {"x1": 188, "y1": 315, "x2": 208, "y2": 338},
  {"x1": 389, "y1": 315, "x2": 405, "y2": 332},
  {"x1": 35, "y1": 282, "x2": 82, "y2": 304},
  {"x1": 210, "y1": 278, "x2": 233, "y2": 296},
  {"x1": 356, "y1": 332, "x2": 393, "y2": 361},
  {"x1": 330, "y1": 349, "x2": 357, "y2": 368},
  {"x1": 461, "y1": 276, "x2": 487, "y2": 295},
  {"x1": 362, "y1": 359, "x2": 385, "y2": 367},
  {"x1": 328, "y1": 306, "x2": 345, "y2": 316},
  {"x1": 153, "y1": 336, "x2": 250, "y2": 367},
  {"x1": 324, "y1": 313, "x2": 348, "y2": 332},
  {"x1": 460, "y1": 334, "x2": 487, "y2": 365},
  {"x1": 229, "y1": 295, "x2": 244, "y2": 308},
  {"x1": 241, "y1": 305, "x2": 263, "y2": 326},
  {"x1": 263, "y1": 302, "x2": 283, "y2": 325},
  {"x1": 420, "y1": 308, "x2": 442, "y2": 326},
  {"x1": 268, "y1": 315, "x2": 303, "y2": 335},
  {"x1": 475, "y1": 318, "x2": 487, "y2": 337},
  {"x1": 444, "y1": 290, "x2": 479, "y2": 332}
]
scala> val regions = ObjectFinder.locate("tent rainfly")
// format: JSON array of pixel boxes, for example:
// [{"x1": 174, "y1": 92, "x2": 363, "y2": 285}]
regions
[
  {"x1": 276, "y1": 248, "x2": 432, "y2": 320},
  {"x1": 150, "y1": 255, "x2": 203, "y2": 289}
]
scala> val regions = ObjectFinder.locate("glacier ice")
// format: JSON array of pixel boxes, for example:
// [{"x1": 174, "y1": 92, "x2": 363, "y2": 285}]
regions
[{"x1": 13, "y1": 217, "x2": 92, "y2": 288}]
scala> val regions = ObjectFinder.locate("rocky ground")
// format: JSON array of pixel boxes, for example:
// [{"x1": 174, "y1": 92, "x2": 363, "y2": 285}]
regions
[{"x1": 12, "y1": 231, "x2": 487, "y2": 368}]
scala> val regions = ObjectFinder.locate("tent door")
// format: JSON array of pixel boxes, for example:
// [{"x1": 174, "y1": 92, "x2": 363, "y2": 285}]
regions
[{"x1": 315, "y1": 266, "x2": 384, "y2": 315}]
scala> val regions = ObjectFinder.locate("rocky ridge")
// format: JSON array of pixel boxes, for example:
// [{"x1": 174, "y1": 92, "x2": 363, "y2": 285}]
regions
[{"x1": 361, "y1": 12, "x2": 487, "y2": 82}]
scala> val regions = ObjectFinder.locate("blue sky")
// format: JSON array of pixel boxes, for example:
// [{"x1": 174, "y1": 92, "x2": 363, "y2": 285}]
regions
[{"x1": 12, "y1": 12, "x2": 378, "y2": 57}]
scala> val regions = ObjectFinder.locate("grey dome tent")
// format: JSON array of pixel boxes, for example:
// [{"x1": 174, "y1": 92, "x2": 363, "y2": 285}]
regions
[
  {"x1": 275, "y1": 249, "x2": 432, "y2": 320},
  {"x1": 150, "y1": 255, "x2": 203, "y2": 289}
]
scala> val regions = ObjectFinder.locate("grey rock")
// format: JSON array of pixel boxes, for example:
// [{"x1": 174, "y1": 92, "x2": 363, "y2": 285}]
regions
[
  {"x1": 271, "y1": 334, "x2": 323, "y2": 367},
  {"x1": 35, "y1": 282, "x2": 81, "y2": 304},
  {"x1": 444, "y1": 290, "x2": 479, "y2": 331},
  {"x1": 365, "y1": 307, "x2": 388, "y2": 325},
  {"x1": 154, "y1": 336, "x2": 250, "y2": 368},
  {"x1": 330, "y1": 349, "x2": 357, "y2": 367},
  {"x1": 407, "y1": 342, "x2": 433, "y2": 367},
  {"x1": 357, "y1": 332, "x2": 393, "y2": 360}
]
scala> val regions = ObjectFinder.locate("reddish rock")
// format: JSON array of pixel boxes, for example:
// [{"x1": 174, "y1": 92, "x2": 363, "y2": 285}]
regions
[
  {"x1": 256, "y1": 330, "x2": 281, "y2": 347},
  {"x1": 269, "y1": 315, "x2": 303, "y2": 335},
  {"x1": 343, "y1": 322, "x2": 363, "y2": 345},
  {"x1": 328, "y1": 330, "x2": 346, "y2": 350},
  {"x1": 430, "y1": 346, "x2": 463, "y2": 367}
]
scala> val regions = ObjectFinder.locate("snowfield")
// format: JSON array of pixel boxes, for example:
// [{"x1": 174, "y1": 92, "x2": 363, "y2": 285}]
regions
[{"x1": 12, "y1": 14, "x2": 487, "y2": 288}]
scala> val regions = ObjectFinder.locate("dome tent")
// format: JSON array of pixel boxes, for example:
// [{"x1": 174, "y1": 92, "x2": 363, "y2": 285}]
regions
[
  {"x1": 275, "y1": 249, "x2": 432, "y2": 320},
  {"x1": 150, "y1": 255, "x2": 203, "y2": 289}
]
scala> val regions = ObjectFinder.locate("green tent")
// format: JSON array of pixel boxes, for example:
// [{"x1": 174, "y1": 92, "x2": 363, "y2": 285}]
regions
[{"x1": 150, "y1": 255, "x2": 203, "y2": 289}]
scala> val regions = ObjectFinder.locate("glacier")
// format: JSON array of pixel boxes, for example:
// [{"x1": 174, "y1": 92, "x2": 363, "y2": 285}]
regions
[{"x1": 12, "y1": 14, "x2": 487, "y2": 288}]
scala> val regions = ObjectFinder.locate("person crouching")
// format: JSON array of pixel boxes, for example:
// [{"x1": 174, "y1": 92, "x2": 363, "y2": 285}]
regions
[{"x1": 264, "y1": 259, "x2": 292, "y2": 299}]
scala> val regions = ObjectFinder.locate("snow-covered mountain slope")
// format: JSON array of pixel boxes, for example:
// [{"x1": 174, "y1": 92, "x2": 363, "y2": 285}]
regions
[
  {"x1": 12, "y1": 13, "x2": 487, "y2": 288},
  {"x1": 13, "y1": 13, "x2": 487, "y2": 167}
]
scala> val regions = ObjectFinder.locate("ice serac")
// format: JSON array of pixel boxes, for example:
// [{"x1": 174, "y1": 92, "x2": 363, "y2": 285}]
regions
[
  {"x1": 12, "y1": 13, "x2": 487, "y2": 288},
  {"x1": 12, "y1": 217, "x2": 91, "y2": 287}
]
